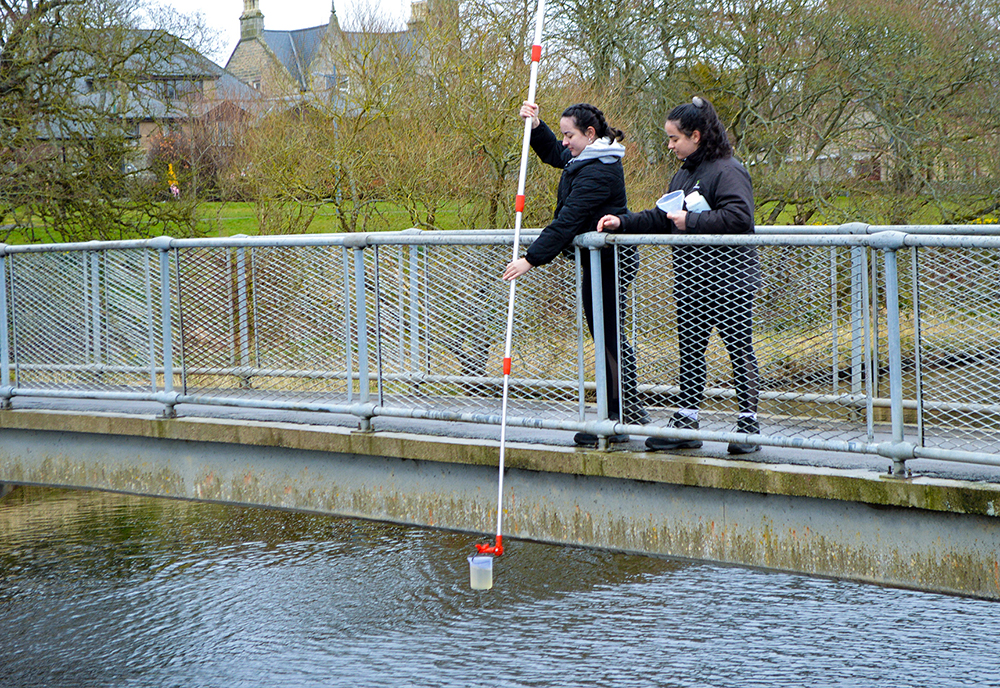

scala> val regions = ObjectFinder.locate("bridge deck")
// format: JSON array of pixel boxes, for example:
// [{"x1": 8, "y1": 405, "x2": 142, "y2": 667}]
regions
[{"x1": 7, "y1": 395, "x2": 1000, "y2": 485}]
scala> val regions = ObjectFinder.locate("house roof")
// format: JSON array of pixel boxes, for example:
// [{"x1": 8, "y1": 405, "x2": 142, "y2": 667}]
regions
[
  {"x1": 261, "y1": 25, "x2": 328, "y2": 90},
  {"x1": 97, "y1": 31, "x2": 261, "y2": 121},
  {"x1": 247, "y1": 22, "x2": 417, "y2": 92}
]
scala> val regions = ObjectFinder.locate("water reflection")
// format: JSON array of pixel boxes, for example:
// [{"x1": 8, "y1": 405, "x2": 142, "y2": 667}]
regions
[{"x1": 1, "y1": 486, "x2": 998, "y2": 688}]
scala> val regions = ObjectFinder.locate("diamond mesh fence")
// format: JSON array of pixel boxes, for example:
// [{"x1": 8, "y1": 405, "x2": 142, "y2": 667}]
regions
[
  {"x1": 368, "y1": 241, "x2": 585, "y2": 420},
  {"x1": 9, "y1": 249, "x2": 162, "y2": 391},
  {"x1": 176, "y1": 245, "x2": 353, "y2": 404},
  {"x1": 629, "y1": 241, "x2": 873, "y2": 443},
  {"x1": 5, "y1": 231, "x2": 1000, "y2": 464},
  {"x1": 908, "y1": 245, "x2": 1000, "y2": 453}
]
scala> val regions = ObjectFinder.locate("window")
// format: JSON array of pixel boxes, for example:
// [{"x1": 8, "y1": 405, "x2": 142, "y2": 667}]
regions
[{"x1": 158, "y1": 79, "x2": 204, "y2": 100}]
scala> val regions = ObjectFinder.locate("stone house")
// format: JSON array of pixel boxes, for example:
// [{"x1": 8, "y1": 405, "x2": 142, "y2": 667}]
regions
[{"x1": 224, "y1": 0, "x2": 446, "y2": 100}]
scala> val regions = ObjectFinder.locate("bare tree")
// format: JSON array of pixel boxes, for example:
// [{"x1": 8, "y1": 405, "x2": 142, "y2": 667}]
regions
[{"x1": 0, "y1": 0, "x2": 218, "y2": 241}]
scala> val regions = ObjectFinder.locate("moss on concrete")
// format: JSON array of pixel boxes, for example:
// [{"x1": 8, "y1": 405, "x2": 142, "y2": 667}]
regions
[{"x1": 2, "y1": 408, "x2": 999, "y2": 521}]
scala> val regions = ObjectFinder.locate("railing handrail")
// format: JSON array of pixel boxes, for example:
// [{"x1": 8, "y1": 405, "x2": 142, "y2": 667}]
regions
[{"x1": 3, "y1": 220, "x2": 1000, "y2": 254}]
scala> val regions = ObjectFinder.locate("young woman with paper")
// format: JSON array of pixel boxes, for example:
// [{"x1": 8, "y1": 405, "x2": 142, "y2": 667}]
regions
[{"x1": 597, "y1": 96, "x2": 761, "y2": 454}]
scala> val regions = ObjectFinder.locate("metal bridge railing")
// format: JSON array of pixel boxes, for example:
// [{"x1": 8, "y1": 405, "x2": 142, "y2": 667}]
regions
[{"x1": 2, "y1": 224, "x2": 1000, "y2": 474}]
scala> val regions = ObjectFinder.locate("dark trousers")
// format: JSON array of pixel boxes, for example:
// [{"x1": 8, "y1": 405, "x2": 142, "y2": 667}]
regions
[
  {"x1": 676, "y1": 288, "x2": 759, "y2": 415},
  {"x1": 580, "y1": 247, "x2": 641, "y2": 422}
]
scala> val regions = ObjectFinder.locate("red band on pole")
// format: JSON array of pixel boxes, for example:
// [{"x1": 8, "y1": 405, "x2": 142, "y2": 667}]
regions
[
  {"x1": 503, "y1": 357, "x2": 512, "y2": 375},
  {"x1": 531, "y1": 44, "x2": 542, "y2": 62},
  {"x1": 515, "y1": 195, "x2": 525, "y2": 213}
]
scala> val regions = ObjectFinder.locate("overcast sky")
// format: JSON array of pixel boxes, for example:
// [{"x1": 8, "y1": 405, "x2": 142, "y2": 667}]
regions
[{"x1": 163, "y1": 0, "x2": 412, "y2": 64}]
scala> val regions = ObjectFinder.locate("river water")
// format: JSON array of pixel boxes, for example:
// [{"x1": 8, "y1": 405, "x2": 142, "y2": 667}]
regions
[{"x1": 1, "y1": 486, "x2": 998, "y2": 688}]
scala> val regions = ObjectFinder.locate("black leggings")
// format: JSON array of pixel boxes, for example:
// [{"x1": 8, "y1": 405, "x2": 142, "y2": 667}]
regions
[
  {"x1": 676, "y1": 288, "x2": 759, "y2": 415},
  {"x1": 580, "y1": 247, "x2": 640, "y2": 421}
]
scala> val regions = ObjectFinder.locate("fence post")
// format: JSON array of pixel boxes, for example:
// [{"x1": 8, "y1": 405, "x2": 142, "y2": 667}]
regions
[
  {"x1": 873, "y1": 231, "x2": 912, "y2": 476},
  {"x1": 841, "y1": 223, "x2": 874, "y2": 437},
  {"x1": 0, "y1": 246, "x2": 10, "y2": 409},
  {"x1": 90, "y1": 252, "x2": 102, "y2": 368},
  {"x1": 234, "y1": 242, "x2": 251, "y2": 382},
  {"x1": 150, "y1": 238, "x2": 178, "y2": 418},
  {"x1": 404, "y1": 229, "x2": 422, "y2": 385},
  {"x1": 575, "y1": 248, "x2": 587, "y2": 422},
  {"x1": 346, "y1": 235, "x2": 373, "y2": 431},
  {"x1": 846, "y1": 228, "x2": 864, "y2": 395},
  {"x1": 584, "y1": 238, "x2": 610, "y2": 448}
]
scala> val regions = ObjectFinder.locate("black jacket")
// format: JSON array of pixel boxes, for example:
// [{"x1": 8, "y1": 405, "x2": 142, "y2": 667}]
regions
[
  {"x1": 618, "y1": 150, "x2": 760, "y2": 294},
  {"x1": 524, "y1": 121, "x2": 629, "y2": 267}
]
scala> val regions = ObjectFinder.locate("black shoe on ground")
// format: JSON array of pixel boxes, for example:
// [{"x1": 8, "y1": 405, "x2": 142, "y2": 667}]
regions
[
  {"x1": 645, "y1": 412, "x2": 702, "y2": 451},
  {"x1": 728, "y1": 417, "x2": 761, "y2": 455},
  {"x1": 574, "y1": 432, "x2": 630, "y2": 447}
]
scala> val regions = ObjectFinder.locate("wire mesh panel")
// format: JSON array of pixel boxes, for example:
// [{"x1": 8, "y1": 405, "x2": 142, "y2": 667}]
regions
[
  {"x1": 368, "y1": 241, "x2": 584, "y2": 420},
  {"x1": 176, "y1": 245, "x2": 352, "y2": 404},
  {"x1": 631, "y1": 241, "x2": 872, "y2": 444},
  {"x1": 249, "y1": 245, "x2": 353, "y2": 400},
  {"x1": 9, "y1": 252, "x2": 89, "y2": 389},
  {"x1": 9, "y1": 250, "x2": 160, "y2": 392},
  {"x1": 910, "y1": 245, "x2": 1000, "y2": 453},
  {"x1": 508, "y1": 249, "x2": 586, "y2": 419},
  {"x1": 754, "y1": 244, "x2": 872, "y2": 442},
  {"x1": 96, "y1": 249, "x2": 163, "y2": 390}
]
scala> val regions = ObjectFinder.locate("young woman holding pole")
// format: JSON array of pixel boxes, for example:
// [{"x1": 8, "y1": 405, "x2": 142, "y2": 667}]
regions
[
  {"x1": 502, "y1": 101, "x2": 648, "y2": 446},
  {"x1": 597, "y1": 95, "x2": 761, "y2": 455}
]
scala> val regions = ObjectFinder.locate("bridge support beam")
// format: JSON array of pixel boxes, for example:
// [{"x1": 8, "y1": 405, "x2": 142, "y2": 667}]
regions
[{"x1": 1, "y1": 410, "x2": 1000, "y2": 599}]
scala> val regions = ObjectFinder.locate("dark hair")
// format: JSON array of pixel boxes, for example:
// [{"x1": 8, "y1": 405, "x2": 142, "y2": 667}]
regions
[
  {"x1": 666, "y1": 95, "x2": 731, "y2": 161},
  {"x1": 561, "y1": 103, "x2": 625, "y2": 142}
]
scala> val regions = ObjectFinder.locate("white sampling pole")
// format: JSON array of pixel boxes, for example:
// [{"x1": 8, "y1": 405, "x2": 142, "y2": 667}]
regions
[{"x1": 476, "y1": 0, "x2": 547, "y2": 558}]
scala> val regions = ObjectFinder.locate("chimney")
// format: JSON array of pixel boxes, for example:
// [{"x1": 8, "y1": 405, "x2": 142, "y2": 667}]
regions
[{"x1": 240, "y1": 0, "x2": 264, "y2": 41}]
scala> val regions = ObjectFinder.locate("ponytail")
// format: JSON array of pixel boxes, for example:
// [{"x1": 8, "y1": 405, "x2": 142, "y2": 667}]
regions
[{"x1": 561, "y1": 103, "x2": 625, "y2": 142}]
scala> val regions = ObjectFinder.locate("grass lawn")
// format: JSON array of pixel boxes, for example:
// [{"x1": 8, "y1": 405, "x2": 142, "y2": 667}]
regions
[
  {"x1": 193, "y1": 201, "x2": 478, "y2": 237},
  {"x1": 3, "y1": 197, "x2": 995, "y2": 245},
  {"x1": 0, "y1": 201, "x2": 479, "y2": 243}
]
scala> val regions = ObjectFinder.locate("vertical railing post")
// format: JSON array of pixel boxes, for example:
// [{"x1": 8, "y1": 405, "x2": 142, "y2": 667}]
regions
[
  {"x1": 403, "y1": 229, "x2": 422, "y2": 387},
  {"x1": 612, "y1": 245, "x2": 624, "y2": 424},
  {"x1": 585, "y1": 239, "x2": 610, "y2": 448},
  {"x1": 342, "y1": 246, "x2": 354, "y2": 403},
  {"x1": 575, "y1": 248, "x2": 587, "y2": 422},
  {"x1": 841, "y1": 223, "x2": 873, "y2": 436},
  {"x1": 150, "y1": 237, "x2": 178, "y2": 418},
  {"x1": 0, "y1": 246, "x2": 10, "y2": 409},
  {"x1": 873, "y1": 231, "x2": 912, "y2": 476},
  {"x1": 373, "y1": 245, "x2": 385, "y2": 408},
  {"x1": 830, "y1": 247, "x2": 839, "y2": 395},
  {"x1": 345, "y1": 234, "x2": 372, "y2": 431},
  {"x1": 90, "y1": 251, "x2": 102, "y2": 368},
  {"x1": 235, "y1": 243, "x2": 250, "y2": 374}
]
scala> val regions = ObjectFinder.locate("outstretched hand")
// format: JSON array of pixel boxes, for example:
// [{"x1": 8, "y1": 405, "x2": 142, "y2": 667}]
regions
[{"x1": 502, "y1": 258, "x2": 533, "y2": 281}]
